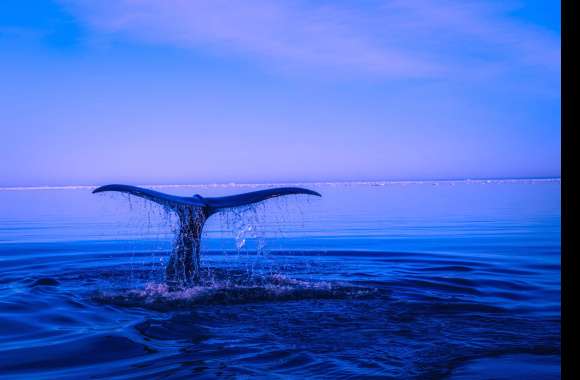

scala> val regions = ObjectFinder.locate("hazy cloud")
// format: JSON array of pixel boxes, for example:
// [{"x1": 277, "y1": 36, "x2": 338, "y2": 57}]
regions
[{"x1": 63, "y1": 0, "x2": 559, "y2": 79}]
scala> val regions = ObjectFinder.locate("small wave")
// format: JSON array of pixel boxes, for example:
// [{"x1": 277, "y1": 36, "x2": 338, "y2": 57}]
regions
[{"x1": 29, "y1": 277, "x2": 60, "y2": 287}]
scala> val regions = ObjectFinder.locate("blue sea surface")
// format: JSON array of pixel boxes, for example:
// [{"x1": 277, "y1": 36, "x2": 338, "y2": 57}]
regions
[{"x1": 0, "y1": 181, "x2": 560, "y2": 379}]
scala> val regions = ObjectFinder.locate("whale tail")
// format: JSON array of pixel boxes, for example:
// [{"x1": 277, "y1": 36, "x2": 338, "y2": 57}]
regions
[
  {"x1": 92, "y1": 184, "x2": 320, "y2": 213},
  {"x1": 93, "y1": 184, "x2": 321, "y2": 285}
]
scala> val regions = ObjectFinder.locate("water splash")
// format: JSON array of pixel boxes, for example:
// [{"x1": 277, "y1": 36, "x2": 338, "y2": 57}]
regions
[
  {"x1": 94, "y1": 192, "x2": 314, "y2": 289},
  {"x1": 93, "y1": 270, "x2": 382, "y2": 311}
]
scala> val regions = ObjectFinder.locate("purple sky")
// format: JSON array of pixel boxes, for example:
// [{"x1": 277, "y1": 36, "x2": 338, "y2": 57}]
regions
[{"x1": 0, "y1": 0, "x2": 560, "y2": 186}]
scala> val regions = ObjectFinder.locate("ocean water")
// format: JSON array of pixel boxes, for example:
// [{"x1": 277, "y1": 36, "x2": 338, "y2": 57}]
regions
[{"x1": 0, "y1": 180, "x2": 560, "y2": 379}]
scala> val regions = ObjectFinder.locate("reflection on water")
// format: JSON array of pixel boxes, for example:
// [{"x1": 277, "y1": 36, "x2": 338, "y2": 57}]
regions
[{"x1": 0, "y1": 181, "x2": 560, "y2": 379}]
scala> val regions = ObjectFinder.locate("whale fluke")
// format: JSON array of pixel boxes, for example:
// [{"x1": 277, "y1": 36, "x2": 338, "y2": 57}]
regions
[
  {"x1": 93, "y1": 184, "x2": 320, "y2": 213},
  {"x1": 93, "y1": 184, "x2": 320, "y2": 286}
]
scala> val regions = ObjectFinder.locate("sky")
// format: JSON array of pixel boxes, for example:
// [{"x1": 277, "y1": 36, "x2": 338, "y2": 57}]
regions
[{"x1": 0, "y1": 0, "x2": 560, "y2": 186}]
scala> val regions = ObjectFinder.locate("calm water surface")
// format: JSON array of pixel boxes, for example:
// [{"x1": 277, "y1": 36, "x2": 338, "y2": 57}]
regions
[{"x1": 0, "y1": 181, "x2": 560, "y2": 379}]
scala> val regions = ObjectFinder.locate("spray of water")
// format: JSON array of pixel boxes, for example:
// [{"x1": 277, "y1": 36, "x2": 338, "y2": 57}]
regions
[{"x1": 93, "y1": 190, "x2": 321, "y2": 298}]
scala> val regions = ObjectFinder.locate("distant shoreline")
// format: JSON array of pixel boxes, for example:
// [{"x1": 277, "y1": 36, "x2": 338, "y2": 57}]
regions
[{"x1": 0, "y1": 178, "x2": 561, "y2": 192}]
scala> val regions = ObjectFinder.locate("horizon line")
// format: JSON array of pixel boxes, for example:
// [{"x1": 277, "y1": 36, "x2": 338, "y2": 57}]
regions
[{"x1": 0, "y1": 177, "x2": 561, "y2": 192}]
